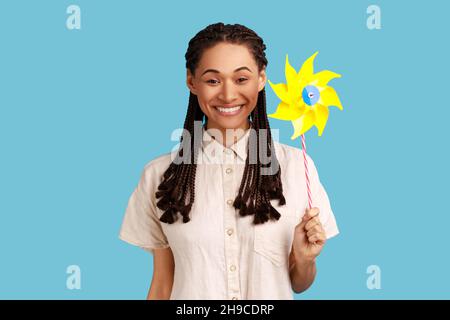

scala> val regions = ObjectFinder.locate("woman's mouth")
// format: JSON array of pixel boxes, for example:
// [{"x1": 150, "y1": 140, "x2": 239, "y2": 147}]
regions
[{"x1": 214, "y1": 105, "x2": 244, "y2": 116}]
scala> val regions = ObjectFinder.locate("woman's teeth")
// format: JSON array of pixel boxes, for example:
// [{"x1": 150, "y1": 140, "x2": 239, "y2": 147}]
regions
[{"x1": 216, "y1": 105, "x2": 243, "y2": 113}]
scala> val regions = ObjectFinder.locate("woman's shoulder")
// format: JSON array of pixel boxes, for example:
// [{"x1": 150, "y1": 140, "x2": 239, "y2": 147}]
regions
[
  {"x1": 273, "y1": 140, "x2": 302, "y2": 159},
  {"x1": 273, "y1": 140, "x2": 316, "y2": 166},
  {"x1": 145, "y1": 150, "x2": 176, "y2": 166},
  {"x1": 141, "y1": 150, "x2": 177, "y2": 179}
]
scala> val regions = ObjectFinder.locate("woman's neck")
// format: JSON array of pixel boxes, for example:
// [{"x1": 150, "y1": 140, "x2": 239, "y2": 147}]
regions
[{"x1": 205, "y1": 120, "x2": 251, "y2": 148}]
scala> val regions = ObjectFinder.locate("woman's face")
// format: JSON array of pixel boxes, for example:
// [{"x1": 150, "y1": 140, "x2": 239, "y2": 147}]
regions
[{"x1": 187, "y1": 42, "x2": 266, "y2": 132}]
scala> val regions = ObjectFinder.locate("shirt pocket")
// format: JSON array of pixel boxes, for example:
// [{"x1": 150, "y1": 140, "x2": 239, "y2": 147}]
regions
[{"x1": 253, "y1": 205, "x2": 299, "y2": 267}]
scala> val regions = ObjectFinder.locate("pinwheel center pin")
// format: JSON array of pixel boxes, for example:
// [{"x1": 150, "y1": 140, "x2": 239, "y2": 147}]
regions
[{"x1": 302, "y1": 85, "x2": 320, "y2": 106}]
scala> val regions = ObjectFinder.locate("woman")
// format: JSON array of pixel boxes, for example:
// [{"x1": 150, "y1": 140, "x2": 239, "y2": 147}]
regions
[{"x1": 119, "y1": 22, "x2": 339, "y2": 300}]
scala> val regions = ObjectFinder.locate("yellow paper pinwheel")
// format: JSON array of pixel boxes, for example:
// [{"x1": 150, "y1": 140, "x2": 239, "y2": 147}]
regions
[{"x1": 268, "y1": 52, "x2": 343, "y2": 139}]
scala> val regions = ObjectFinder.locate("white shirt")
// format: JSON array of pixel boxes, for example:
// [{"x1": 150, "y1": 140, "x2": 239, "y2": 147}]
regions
[{"x1": 119, "y1": 126, "x2": 339, "y2": 300}]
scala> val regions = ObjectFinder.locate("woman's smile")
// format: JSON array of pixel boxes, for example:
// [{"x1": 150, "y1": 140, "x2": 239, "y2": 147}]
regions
[{"x1": 213, "y1": 104, "x2": 245, "y2": 116}]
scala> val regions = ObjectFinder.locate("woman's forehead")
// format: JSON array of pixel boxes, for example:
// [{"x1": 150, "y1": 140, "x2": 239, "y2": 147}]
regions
[{"x1": 198, "y1": 43, "x2": 258, "y2": 74}]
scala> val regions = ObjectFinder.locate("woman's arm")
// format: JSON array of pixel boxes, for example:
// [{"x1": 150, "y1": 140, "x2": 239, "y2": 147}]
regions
[
  {"x1": 146, "y1": 247, "x2": 175, "y2": 300},
  {"x1": 289, "y1": 249, "x2": 317, "y2": 293}
]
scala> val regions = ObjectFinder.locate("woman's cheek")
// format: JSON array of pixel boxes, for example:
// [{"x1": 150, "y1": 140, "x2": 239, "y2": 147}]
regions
[{"x1": 199, "y1": 87, "x2": 218, "y2": 102}]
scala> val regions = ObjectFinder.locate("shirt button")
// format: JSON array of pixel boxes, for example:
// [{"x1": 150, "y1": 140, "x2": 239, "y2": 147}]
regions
[
  {"x1": 226, "y1": 228, "x2": 233, "y2": 236},
  {"x1": 226, "y1": 199, "x2": 233, "y2": 206},
  {"x1": 230, "y1": 265, "x2": 236, "y2": 271},
  {"x1": 225, "y1": 149, "x2": 232, "y2": 155},
  {"x1": 226, "y1": 168, "x2": 233, "y2": 174}
]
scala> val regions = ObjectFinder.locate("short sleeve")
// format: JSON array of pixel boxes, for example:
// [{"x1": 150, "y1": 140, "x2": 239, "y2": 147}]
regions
[
  {"x1": 119, "y1": 162, "x2": 170, "y2": 255},
  {"x1": 306, "y1": 154, "x2": 340, "y2": 239}
]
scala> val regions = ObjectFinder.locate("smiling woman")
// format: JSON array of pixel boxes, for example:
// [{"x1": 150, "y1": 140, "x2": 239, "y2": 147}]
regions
[{"x1": 118, "y1": 22, "x2": 339, "y2": 300}]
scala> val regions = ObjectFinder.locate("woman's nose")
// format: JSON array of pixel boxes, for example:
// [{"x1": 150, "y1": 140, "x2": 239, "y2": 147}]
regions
[{"x1": 218, "y1": 81, "x2": 238, "y2": 102}]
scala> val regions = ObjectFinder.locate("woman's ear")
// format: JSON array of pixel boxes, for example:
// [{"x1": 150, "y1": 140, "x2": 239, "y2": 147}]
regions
[
  {"x1": 258, "y1": 68, "x2": 267, "y2": 92},
  {"x1": 186, "y1": 69, "x2": 198, "y2": 95}
]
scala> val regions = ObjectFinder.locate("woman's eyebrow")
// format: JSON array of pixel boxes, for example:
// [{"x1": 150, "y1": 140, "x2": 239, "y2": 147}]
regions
[{"x1": 201, "y1": 66, "x2": 252, "y2": 76}]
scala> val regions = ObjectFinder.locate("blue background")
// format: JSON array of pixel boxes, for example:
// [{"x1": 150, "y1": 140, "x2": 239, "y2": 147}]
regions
[{"x1": 1, "y1": 0, "x2": 449, "y2": 299}]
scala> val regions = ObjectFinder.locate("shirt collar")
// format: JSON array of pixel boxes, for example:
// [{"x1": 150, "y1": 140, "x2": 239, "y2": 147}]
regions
[{"x1": 201, "y1": 123, "x2": 252, "y2": 163}]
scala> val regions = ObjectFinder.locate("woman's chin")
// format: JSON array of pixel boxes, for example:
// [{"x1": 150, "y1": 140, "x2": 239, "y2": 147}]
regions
[{"x1": 212, "y1": 117, "x2": 249, "y2": 130}]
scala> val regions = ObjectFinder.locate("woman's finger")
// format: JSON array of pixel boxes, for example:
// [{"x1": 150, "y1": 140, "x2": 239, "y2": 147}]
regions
[
  {"x1": 306, "y1": 225, "x2": 323, "y2": 238},
  {"x1": 305, "y1": 217, "x2": 321, "y2": 231},
  {"x1": 302, "y1": 207, "x2": 320, "y2": 222},
  {"x1": 308, "y1": 232, "x2": 326, "y2": 244}
]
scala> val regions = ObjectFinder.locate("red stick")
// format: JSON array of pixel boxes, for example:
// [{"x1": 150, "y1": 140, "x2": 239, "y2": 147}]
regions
[{"x1": 301, "y1": 134, "x2": 312, "y2": 209}]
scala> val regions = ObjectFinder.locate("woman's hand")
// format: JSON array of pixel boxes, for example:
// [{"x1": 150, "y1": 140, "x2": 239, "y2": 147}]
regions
[{"x1": 291, "y1": 207, "x2": 327, "y2": 262}]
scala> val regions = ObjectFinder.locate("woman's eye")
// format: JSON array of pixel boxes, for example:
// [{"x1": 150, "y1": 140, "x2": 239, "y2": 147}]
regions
[{"x1": 206, "y1": 78, "x2": 247, "y2": 84}]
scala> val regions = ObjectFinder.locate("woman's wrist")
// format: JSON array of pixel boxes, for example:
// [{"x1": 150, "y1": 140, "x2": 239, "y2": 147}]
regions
[{"x1": 293, "y1": 249, "x2": 317, "y2": 267}]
